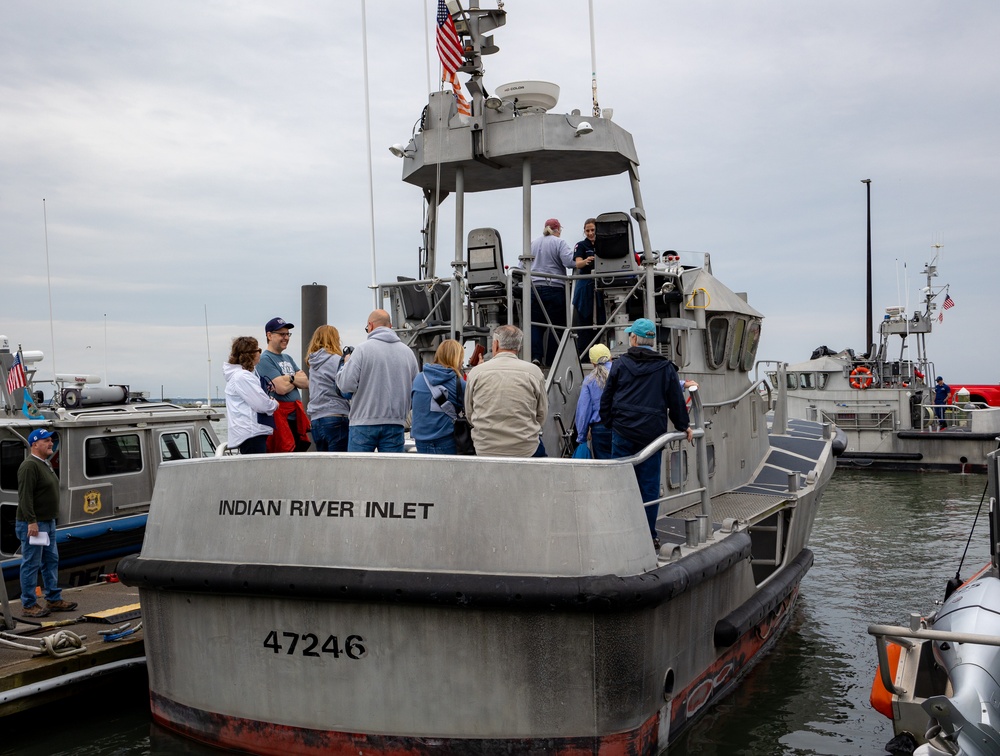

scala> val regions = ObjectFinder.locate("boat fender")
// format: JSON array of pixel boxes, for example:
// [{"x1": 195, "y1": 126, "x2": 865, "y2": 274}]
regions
[
  {"x1": 869, "y1": 641, "x2": 902, "y2": 719},
  {"x1": 850, "y1": 366, "x2": 873, "y2": 390}
]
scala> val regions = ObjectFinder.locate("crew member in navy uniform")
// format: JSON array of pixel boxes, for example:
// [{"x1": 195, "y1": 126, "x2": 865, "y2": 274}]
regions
[
  {"x1": 934, "y1": 376, "x2": 951, "y2": 429},
  {"x1": 16, "y1": 428, "x2": 78, "y2": 618}
]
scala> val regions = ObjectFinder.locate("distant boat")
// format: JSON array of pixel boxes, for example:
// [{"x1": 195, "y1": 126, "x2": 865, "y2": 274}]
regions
[
  {"x1": 0, "y1": 335, "x2": 222, "y2": 599},
  {"x1": 772, "y1": 252, "x2": 1000, "y2": 473},
  {"x1": 120, "y1": 4, "x2": 836, "y2": 753}
]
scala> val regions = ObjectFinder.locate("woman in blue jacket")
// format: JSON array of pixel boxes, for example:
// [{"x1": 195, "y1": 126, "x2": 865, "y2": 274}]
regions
[
  {"x1": 575, "y1": 343, "x2": 614, "y2": 459},
  {"x1": 411, "y1": 340, "x2": 465, "y2": 454}
]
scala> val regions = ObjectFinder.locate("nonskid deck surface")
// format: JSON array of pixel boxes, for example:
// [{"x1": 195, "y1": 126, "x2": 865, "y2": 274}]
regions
[{"x1": 667, "y1": 491, "x2": 786, "y2": 526}]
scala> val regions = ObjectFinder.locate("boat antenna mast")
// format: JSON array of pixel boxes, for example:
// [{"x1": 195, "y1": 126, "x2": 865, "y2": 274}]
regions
[
  {"x1": 920, "y1": 243, "x2": 944, "y2": 319},
  {"x1": 588, "y1": 0, "x2": 600, "y2": 118}
]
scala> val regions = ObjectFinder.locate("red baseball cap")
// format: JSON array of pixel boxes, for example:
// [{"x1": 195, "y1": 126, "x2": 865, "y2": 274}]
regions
[{"x1": 544, "y1": 218, "x2": 561, "y2": 230}]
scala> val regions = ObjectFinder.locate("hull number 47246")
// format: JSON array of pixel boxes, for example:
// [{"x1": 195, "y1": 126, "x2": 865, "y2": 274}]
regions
[{"x1": 263, "y1": 631, "x2": 367, "y2": 659}]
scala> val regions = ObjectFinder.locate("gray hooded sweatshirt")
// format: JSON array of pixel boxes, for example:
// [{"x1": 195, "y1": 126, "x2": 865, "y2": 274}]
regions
[
  {"x1": 336, "y1": 327, "x2": 419, "y2": 426},
  {"x1": 306, "y1": 350, "x2": 351, "y2": 421}
]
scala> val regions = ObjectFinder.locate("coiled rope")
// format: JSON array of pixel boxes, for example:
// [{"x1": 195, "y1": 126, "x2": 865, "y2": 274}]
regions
[{"x1": 0, "y1": 629, "x2": 87, "y2": 657}]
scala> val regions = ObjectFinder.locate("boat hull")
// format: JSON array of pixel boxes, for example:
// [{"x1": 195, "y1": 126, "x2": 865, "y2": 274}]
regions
[
  {"x1": 120, "y1": 451, "x2": 825, "y2": 754},
  {"x1": 133, "y1": 555, "x2": 808, "y2": 755}
]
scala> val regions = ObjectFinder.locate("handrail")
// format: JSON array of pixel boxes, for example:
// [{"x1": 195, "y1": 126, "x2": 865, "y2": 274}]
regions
[
  {"x1": 701, "y1": 378, "x2": 770, "y2": 410},
  {"x1": 618, "y1": 388, "x2": 712, "y2": 519},
  {"x1": 867, "y1": 621, "x2": 1000, "y2": 697}
]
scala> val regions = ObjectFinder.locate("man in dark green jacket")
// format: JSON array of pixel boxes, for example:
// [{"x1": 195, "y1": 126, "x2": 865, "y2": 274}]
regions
[{"x1": 16, "y1": 428, "x2": 77, "y2": 618}]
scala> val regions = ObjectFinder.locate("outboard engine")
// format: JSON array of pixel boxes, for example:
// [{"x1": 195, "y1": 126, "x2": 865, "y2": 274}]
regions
[{"x1": 916, "y1": 576, "x2": 1000, "y2": 755}]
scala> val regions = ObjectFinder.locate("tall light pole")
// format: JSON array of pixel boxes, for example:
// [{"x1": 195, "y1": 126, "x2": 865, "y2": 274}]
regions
[{"x1": 861, "y1": 179, "x2": 872, "y2": 355}]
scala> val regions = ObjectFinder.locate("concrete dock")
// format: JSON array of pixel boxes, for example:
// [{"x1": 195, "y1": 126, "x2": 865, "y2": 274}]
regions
[{"x1": 1, "y1": 579, "x2": 145, "y2": 717}]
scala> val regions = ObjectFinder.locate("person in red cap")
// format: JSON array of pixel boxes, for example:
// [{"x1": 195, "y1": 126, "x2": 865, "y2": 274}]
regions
[{"x1": 523, "y1": 218, "x2": 592, "y2": 366}]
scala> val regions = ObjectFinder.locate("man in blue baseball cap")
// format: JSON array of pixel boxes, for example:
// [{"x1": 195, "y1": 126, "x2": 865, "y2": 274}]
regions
[
  {"x1": 16, "y1": 428, "x2": 77, "y2": 617},
  {"x1": 600, "y1": 317, "x2": 693, "y2": 551}
]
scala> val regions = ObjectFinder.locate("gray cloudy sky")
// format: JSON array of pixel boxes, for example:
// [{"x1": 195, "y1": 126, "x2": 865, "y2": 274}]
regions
[{"x1": 3, "y1": 1, "x2": 998, "y2": 399}]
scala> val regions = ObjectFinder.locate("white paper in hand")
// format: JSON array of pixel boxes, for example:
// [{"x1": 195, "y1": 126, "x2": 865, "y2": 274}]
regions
[{"x1": 29, "y1": 532, "x2": 50, "y2": 546}]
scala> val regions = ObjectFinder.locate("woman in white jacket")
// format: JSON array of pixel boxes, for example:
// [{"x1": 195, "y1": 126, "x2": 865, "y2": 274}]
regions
[{"x1": 224, "y1": 336, "x2": 278, "y2": 454}]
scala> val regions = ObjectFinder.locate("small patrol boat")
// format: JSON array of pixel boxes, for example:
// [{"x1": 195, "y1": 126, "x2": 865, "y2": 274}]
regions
[
  {"x1": 774, "y1": 249, "x2": 1000, "y2": 473},
  {"x1": 868, "y1": 448, "x2": 1000, "y2": 755},
  {"x1": 0, "y1": 335, "x2": 221, "y2": 601},
  {"x1": 119, "y1": 4, "x2": 836, "y2": 753}
]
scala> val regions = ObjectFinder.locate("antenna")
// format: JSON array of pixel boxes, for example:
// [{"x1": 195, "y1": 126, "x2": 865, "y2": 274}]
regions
[
  {"x1": 361, "y1": 0, "x2": 378, "y2": 308},
  {"x1": 588, "y1": 0, "x2": 600, "y2": 118},
  {"x1": 43, "y1": 199, "x2": 57, "y2": 376},
  {"x1": 204, "y1": 304, "x2": 212, "y2": 408}
]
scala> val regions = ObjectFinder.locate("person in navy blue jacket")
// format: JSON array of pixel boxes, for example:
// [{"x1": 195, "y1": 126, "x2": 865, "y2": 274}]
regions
[{"x1": 600, "y1": 318, "x2": 693, "y2": 549}]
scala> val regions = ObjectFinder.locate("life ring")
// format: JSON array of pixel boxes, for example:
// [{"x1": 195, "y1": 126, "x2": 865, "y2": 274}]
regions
[{"x1": 850, "y1": 366, "x2": 873, "y2": 390}]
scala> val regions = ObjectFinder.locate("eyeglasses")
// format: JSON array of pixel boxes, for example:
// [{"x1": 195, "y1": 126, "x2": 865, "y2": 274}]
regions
[
  {"x1": 274, "y1": 331, "x2": 291, "y2": 338},
  {"x1": 255, "y1": 348, "x2": 262, "y2": 353},
  {"x1": 365, "y1": 323, "x2": 372, "y2": 333}
]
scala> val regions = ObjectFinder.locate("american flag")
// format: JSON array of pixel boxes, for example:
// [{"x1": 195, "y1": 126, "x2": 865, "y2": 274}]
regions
[
  {"x1": 5, "y1": 352, "x2": 26, "y2": 396},
  {"x1": 436, "y1": 0, "x2": 471, "y2": 116},
  {"x1": 942, "y1": 294, "x2": 955, "y2": 310}
]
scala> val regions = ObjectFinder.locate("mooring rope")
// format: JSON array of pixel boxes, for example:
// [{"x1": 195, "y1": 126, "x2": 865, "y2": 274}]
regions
[{"x1": 0, "y1": 629, "x2": 87, "y2": 657}]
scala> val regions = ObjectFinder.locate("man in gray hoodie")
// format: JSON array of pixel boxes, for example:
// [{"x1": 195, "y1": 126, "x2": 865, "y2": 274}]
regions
[{"x1": 337, "y1": 309, "x2": 419, "y2": 452}]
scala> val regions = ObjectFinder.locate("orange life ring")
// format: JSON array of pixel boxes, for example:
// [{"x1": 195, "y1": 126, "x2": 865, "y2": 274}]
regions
[{"x1": 850, "y1": 366, "x2": 873, "y2": 389}]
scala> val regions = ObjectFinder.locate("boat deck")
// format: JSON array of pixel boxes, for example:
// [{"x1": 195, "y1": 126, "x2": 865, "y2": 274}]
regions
[
  {"x1": 667, "y1": 491, "x2": 787, "y2": 525},
  {"x1": 0, "y1": 580, "x2": 144, "y2": 717}
]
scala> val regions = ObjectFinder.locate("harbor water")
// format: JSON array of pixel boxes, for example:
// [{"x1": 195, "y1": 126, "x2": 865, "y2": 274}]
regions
[{"x1": 2, "y1": 468, "x2": 993, "y2": 755}]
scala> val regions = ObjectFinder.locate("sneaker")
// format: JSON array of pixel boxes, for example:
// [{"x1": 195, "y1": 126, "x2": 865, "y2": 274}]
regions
[
  {"x1": 46, "y1": 599, "x2": 78, "y2": 612},
  {"x1": 21, "y1": 604, "x2": 50, "y2": 618}
]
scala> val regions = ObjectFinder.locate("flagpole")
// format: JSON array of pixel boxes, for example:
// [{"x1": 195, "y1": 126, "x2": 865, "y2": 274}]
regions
[
  {"x1": 361, "y1": 0, "x2": 378, "y2": 309},
  {"x1": 423, "y1": 0, "x2": 433, "y2": 94}
]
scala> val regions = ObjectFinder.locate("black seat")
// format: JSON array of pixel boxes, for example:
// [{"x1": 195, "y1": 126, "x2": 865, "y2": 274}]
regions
[
  {"x1": 594, "y1": 211, "x2": 639, "y2": 275},
  {"x1": 396, "y1": 276, "x2": 433, "y2": 323}
]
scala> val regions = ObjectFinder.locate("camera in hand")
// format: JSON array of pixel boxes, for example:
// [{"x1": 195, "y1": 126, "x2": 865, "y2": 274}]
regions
[{"x1": 343, "y1": 346, "x2": 354, "y2": 356}]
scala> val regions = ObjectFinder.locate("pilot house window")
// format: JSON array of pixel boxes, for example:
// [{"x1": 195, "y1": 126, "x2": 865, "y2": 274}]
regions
[
  {"x1": 706, "y1": 316, "x2": 729, "y2": 370},
  {"x1": 160, "y1": 432, "x2": 192, "y2": 462},
  {"x1": 0, "y1": 441, "x2": 25, "y2": 491},
  {"x1": 85, "y1": 434, "x2": 143, "y2": 478}
]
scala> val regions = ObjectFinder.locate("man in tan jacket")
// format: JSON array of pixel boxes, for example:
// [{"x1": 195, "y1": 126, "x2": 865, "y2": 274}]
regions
[{"x1": 466, "y1": 325, "x2": 547, "y2": 457}]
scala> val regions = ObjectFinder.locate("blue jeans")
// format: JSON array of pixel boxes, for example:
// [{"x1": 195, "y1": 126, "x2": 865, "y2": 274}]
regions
[
  {"x1": 15, "y1": 519, "x2": 62, "y2": 607},
  {"x1": 589, "y1": 424, "x2": 613, "y2": 460},
  {"x1": 238, "y1": 435, "x2": 268, "y2": 455},
  {"x1": 530, "y1": 285, "x2": 566, "y2": 366},
  {"x1": 348, "y1": 424, "x2": 405, "y2": 453},
  {"x1": 312, "y1": 416, "x2": 350, "y2": 452},
  {"x1": 416, "y1": 435, "x2": 457, "y2": 455},
  {"x1": 611, "y1": 433, "x2": 662, "y2": 540}
]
